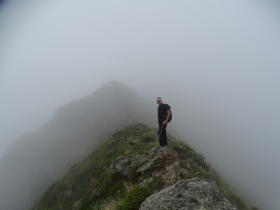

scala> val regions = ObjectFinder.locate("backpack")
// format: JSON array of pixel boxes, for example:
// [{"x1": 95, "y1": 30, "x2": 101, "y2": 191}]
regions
[{"x1": 164, "y1": 104, "x2": 172, "y2": 122}]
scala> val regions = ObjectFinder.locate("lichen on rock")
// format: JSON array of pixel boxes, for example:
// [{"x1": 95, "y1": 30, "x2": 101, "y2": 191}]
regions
[{"x1": 139, "y1": 179, "x2": 236, "y2": 210}]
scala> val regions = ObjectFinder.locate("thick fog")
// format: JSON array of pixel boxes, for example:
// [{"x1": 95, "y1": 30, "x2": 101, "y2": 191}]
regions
[{"x1": 1, "y1": 1, "x2": 280, "y2": 209}]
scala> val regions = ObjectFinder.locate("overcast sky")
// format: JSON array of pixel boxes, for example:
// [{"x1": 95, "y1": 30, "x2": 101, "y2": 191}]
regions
[{"x1": 1, "y1": 1, "x2": 280, "y2": 209}]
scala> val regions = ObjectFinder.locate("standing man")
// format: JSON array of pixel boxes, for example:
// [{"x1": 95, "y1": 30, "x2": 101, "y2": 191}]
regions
[{"x1": 157, "y1": 97, "x2": 171, "y2": 146}]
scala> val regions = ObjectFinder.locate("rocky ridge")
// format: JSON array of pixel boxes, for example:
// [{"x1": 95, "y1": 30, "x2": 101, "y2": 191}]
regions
[
  {"x1": 33, "y1": 124, "x2": 255, "y2": 210},
  {"x1": 110, "y1": 146, "x2": 236, "y2": 209}
]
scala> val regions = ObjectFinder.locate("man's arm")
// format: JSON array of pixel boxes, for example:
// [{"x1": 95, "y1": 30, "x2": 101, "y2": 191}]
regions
[{"x1": 163, "y1": 110, "x2": 171, "y2": 124}]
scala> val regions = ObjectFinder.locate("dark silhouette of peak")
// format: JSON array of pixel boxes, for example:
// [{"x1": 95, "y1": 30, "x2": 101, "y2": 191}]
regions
[
  {"x1": 0, "y1": 81, "x2": 154, "y2": 210},
  {"x1": 92, "y1": 80, "x2": 136, "y2": 96},
  {"x1": 53, "y1": 80, "x2": 143, "y2": 122}
]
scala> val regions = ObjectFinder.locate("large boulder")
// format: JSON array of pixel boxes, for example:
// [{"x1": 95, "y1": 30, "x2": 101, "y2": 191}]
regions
[{"x1": 139, "y1": 179, "x2": 236, "y2": 210}]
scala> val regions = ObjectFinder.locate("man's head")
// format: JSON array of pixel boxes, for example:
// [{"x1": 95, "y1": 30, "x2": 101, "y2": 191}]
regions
[{"x1": 156, "y1": 97, "x2": 163, "y2": 105}]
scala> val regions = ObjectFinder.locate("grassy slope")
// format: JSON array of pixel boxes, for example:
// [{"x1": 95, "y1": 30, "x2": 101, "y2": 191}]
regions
[{"x1": 32, "y1": 124, "x2": 253, "y2": 210}]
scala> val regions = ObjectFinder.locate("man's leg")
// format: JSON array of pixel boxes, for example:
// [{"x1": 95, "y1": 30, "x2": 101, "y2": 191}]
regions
[
  {"x1": 158, "y1": 123, "x2": 167, "y2": 146},
  {"x1": 158, "y1": 123, "x2": 164, "y2": 146},
  {"x1": 161, "y1": 123, "x2": 168, "y2": 146}
]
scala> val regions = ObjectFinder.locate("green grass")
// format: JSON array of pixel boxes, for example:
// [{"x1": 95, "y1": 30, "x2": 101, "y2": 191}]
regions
[
  {"x1": 147, "y1": 176, "x2": 165, "y2": 192},
  {"x1": 116, "y1": 186, "x2": 151, "y2": 210}
]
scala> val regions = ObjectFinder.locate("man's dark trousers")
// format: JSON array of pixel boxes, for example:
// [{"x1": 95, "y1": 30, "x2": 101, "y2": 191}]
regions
[{"x1": 158, "y1": 121, "x2": 168, "y2": 146}]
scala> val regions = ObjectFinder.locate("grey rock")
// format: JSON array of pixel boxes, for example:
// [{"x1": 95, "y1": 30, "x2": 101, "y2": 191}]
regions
[
  {"x1": 64, "y1": 180, "x2": 69, "y2": 187},
  {"x1": 136, "y1": 156, "x2": 160, "y2": 175},
  {"x1": 186, "y1": 158, "x2": 192, "y2": 164},
  {"x1": 180, "y1": 168, "x2": 189, "y2": 176},
  {"x1": 166, "y1": 161, "x2": 180, "y2": 172},
  {"x1": 165, "y1": 169, "x2": 177, "y2": 180},
  {"x1": 132, "y1": 139, "x2": 142, "y2": 144},
  {"x1": 114, "y1": 156, "x2": 131, "y2": 176},
  {"x1": 130, "y1": 154, "x2": 150, "y2": 168},
  {"x1": 66, "y1": 189, "x2": 72, "y2": 197},
  {"x1": 179, "y1": 145, "x2": 188, "y2": 150},
  {"x1": 192, "y1": 152, "x2": 205, "y2": 161},
  {"x1": 140, "y1": 177, "x2": 154, "y2": 186},
  {"x1": 72, "y1": 199, "x2": 82, "y2": 210},
  {"x1": 116, "y1": 155, "x2": 127, "y2": 161},
  {"x1": 102, "y1": 165, "x2": 108, "y2": 170},
  {"x1": 154, "y1": 146, "x2": 172, "y2": 154},
  {"x1": 109, "y1": 163, "x2": 114, "y2": 170},
  {"x1": 139, "y1": 180, "x2": 236, "y2": 210},
  {"x1": 91, "y1": 189, "x2": 100, "y2": 197}
]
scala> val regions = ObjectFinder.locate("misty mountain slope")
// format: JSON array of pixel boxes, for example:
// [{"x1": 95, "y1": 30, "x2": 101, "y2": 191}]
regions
[
  {"x1": 32, "y1": 124, "x2": 255, "y2": 210},
  {"x1": 0, "y1": 81, "x2": 155, "y2": 210}
]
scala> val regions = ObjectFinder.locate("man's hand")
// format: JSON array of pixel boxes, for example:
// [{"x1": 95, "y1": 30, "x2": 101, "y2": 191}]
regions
[{"x1": 163, "y1": 120, "x2": 167, "y2": 125}]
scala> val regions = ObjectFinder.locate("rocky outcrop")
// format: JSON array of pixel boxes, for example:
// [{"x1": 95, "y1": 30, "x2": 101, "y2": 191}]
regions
[
  {"x1": 109, "y1": 145, "x2": 236, "y2": 209},
  {"x1": 109, "y1": 146, "x2": 192, "y2": 187},
  {"x1": 139, "y1": 179, "x2": 236, "y2": 210},
  {"x1": 31, "y1": 124, "x2": 252, "y2": 210},
  {"x1": 109, "y1": 146, "x2": 236, "y2": 210}
]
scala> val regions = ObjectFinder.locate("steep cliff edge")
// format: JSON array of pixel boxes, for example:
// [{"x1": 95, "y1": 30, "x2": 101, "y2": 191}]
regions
[{"x1": 33, "y1": 124, "x2": 256, "y2": 210}]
